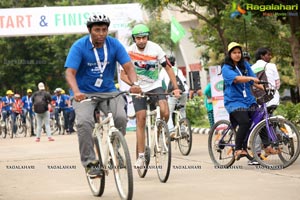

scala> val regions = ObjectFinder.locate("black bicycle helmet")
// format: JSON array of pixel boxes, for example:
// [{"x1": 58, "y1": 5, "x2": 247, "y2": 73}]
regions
[
  {"x1": 167, "y1": 55, "x2": 176, "y2": 66},
  {"x1": 86, "y1": 14, "x2": 110, "y2": 28},
  {"x1": 243, "y1": 51, "x2": 251, "y2": 59}
]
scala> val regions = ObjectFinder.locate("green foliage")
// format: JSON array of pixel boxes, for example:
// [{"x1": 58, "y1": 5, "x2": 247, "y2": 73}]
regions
[
  {"x1": 0, "y1": 34, "x2": 83, "y2": 95},
  {"x1": 274, "y1": 102, "x2": 300, "y2": 128},
  {"x1": 186, "y1": 96, "x2": 210, "y2": 128}
]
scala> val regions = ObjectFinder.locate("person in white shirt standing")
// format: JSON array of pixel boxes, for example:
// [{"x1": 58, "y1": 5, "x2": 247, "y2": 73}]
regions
[{"x1": 251, "y1": 47, "x2": 280, "y2": 114}]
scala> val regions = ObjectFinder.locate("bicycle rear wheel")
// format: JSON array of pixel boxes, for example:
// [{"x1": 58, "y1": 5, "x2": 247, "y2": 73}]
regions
[
  {"x1": 50, "y1": 118, "x2": 59, "y2": 135},
  {"x1": 59, "y1": 115, "x2": 65, "y2": 135},
  {"x1": 111, "y1": 131, "x2": 133, "y2": 200},
  {"x1": 136, "y1": 125, "x2": 150, "y2": 178},
  {"x1": 86, "y1": 136, "x2": 105, "y2": 196},
  {"x1": 178, "y1": 118, "x2": 192, "y2": 156},
  {"x1": 17, "y1": 118, "x2": 27, "y2": 137},
  {"x1": 250, "y1": 118, "x2": 300, "y2": 169},
  {"x1": 208, "y1": 120, "x2": 236, "y2": 168},
  {"x1": 155, "y1": 120, "x2": 171, "y2": 183}
]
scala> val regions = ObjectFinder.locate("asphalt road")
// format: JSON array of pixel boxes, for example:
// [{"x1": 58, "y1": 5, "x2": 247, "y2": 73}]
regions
[{"x1": 0, "y1": 132, "x2": 300, "y2": 200}]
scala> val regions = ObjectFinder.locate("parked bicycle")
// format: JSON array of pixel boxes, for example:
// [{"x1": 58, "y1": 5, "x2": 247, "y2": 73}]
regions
[
  {"x1": 134, "y1": 92, "x2": 171, "y2": 183},
  {"x1": 82, "y1": 93, "x2": 133, "y2": 200},
  {"x1": 208, "y1": 81, "x2": 300, "y2": 169},
  {"x1": 170, "y1": 101, "x2": 192, "y2": 156}
]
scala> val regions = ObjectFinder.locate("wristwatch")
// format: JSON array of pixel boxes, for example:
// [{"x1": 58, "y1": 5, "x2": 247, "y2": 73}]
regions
[{"x1": 132, "y1": 81, "x2": 140, "y2": 86}]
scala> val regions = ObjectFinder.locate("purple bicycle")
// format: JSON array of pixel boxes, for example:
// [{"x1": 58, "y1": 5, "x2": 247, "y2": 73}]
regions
[{"x1": 208, "y1": 82, "x2": 300, "y2": 169}]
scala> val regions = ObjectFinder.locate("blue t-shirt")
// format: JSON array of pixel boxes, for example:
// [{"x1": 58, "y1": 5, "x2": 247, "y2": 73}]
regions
[
  {"x1": 22, "y1": 95, "x2": 32, "y2": 110},
  {"x1": 222, "y1": 62, "x2": 257, "y2": 113},
  {"x1": 64, "y1": 35, "x2": 131, "y2": 94},
  {"x1": 2, "y1": 96, "x2": 15, "y2": 111},
  {"x1": 52, "y1": 95, "x2": 67, "y2": 109}
]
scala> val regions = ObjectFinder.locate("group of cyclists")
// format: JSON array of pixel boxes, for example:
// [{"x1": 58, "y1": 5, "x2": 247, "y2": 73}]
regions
[
  {"x1": 0, "y1": 87, "x2": 76, "y2": 137},
  {"x1": 0, "y1": 12, "x2": 297, "y2": 200},
  {"x1": 1, "y1": 89, "x2": 35, "y2": 136}
]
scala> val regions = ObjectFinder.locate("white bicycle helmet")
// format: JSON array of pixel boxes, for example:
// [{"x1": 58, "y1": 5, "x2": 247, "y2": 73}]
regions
[{"x1": 86, "y1": 14, "x2": 110, "y2": 28}]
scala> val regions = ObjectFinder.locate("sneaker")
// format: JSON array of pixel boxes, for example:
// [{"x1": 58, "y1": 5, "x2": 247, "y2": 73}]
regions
[
  {"x1": 135, "y1": 156, "x2": 146, "y2": 169},
  {"x1": 86, "y1": 161, "x2": 102, "y2": 178},
  {"x1": 169, "y1": 128, "x2": 176, "y2": 140},
  {"x1": 35, "y1": 138, "x2": 40, "y2": 142},
  {"x1": 48, "y1": 137, "x2": 55, "y2": 142},
  {"x1": 264, "y1": 146, "x2": 280, "y2": 155},
  {"x1": 248, "y1": 158, "x2": 260, "y2": 165},
  {"x1": 169, "y1": 132, "x2": 176, "y2": 139}
]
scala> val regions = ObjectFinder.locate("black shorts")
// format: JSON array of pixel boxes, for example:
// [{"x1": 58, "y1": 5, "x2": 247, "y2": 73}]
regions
[{"x1": 132, "y1": 87, "x2": 166, "y2": 112}]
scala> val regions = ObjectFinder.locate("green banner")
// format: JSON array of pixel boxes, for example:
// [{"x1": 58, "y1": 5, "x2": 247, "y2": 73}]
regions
[{"x1": 170, "y1": 16, "x2": 186, "y2": 43}]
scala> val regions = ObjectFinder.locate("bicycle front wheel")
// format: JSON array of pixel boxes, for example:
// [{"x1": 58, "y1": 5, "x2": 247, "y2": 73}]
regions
[
  {"x1": 17, "y1": 119, "x2": 27, "y2": 137},
  {"x1": 208, "y1": 120, "x2": 236, "y2": 168},
  {"x1": 250, "y1": 118, "x2": 300, "y2": 169},
  {"x1": 136, "y1": 125, "x2": 151, "y2": 178},
  {"x1": 111, "y1": 131, "x2": 133, "y2": 200},
  {"x1": 86, "y1": 136, "x2": 105, "y2": 196},
  {"x1": 2, "y1": 122, "x2": 7, "y2": 139},
  {"x1": 178, "y1": 118, "x2": 192, "y2": 156},
  {"x1": 9, "y1": 118, "x2": 14, "y2": 139},
  {"x1": 155, "y1": 120, "x2": 171, "y2": 183}
]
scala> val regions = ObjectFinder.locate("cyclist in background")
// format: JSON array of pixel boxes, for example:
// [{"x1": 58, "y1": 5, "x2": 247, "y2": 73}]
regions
[
  {"x1": 122, "y1": 24, "x2": 181, "y2": 168},
  {"x1": 2, "y1": 90, "x2": 15, "y2": 127},
  {"x1": 251, "y1": 47, "x2": 280, "y2": 114},
  {"x1": 65, "y1": 14, "x2": 141, "y2": 177},
  {"x1": 243, "y1": 51, "x2": 251, "y2": 64},
  {"x1": 62, "y1": 89, "x2": 76, "y2": 134},
  {"x1": 22, "y1": 89, "x2": 35, "y2": 136},
  {"x1": 159, "y1": 55, "x2": 189, "y2": 136},
  {"x1": 52, "y1": 88, "x2": 68, "y2": 132},
  {"x1": 12, "y1": 94, "x2": 23, "y2": 135}
]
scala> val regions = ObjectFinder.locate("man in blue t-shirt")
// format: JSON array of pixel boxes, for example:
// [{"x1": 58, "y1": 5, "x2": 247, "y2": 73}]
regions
[
  {"x1": 52, "y1": 88, "x2": 68, "y2": 134},
  {"x1": 22, "y1": 89, "x2": 35, "y2": 136},
  {"x1": 2, "y1": 90, "x2": 15, "y2": 124},
  {"x1": 64, "y1": 14, "x2": 141, "y2": 177}
]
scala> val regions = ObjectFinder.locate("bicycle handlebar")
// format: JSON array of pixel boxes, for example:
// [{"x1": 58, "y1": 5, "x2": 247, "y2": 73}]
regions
[
  {"x1": 257, "y1": 80, "x2": 275, "y2": 96},
  {"x1": 258, "y1": 80, "x2": 268, "y2": 85},
  {"x1": 80, "y1": 91, "x2": 129, "y2": 103}
]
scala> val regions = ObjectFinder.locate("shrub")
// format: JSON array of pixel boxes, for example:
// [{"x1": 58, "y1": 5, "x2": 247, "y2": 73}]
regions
[
  {"x1": 186, "y1": 96, "x2": 210, "y2": 128},
  {"x1": 274, "y1": 102, "x2": 300, "y2": 129}
]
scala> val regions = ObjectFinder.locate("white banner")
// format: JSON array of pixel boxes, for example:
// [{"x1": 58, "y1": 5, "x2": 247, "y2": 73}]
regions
[
  {"x1": 0, "y1": 3, "x2": 143, "y2": 37},
  {"x1": 209, "y1": 66, "x2": 229, "y2": 122}
]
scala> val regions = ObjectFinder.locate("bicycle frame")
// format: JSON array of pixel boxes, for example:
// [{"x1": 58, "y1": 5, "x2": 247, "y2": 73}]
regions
[
  {"x1": 216, "y1": 102, "x2": 276, "y2": 151},
  {"x1": 145, "y1": 99, "x2": 169, "y2": 157},
  {"x1": 247, "y1": 104, "x2": 278, "y2": 144},
  {"x1": 93, "y1": 112, "x2": 119, "y2": 170},
  {"x1": 173, "y1": 104, "x2": 184, "y2": 135}
]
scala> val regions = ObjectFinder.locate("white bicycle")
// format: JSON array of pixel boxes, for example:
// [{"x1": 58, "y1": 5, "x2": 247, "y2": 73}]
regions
[
  {"x1": 134, "y1": 92, "x2": 171, "y2": 183},
  {"x1": 82, "y1": 92, "x2": 133, "y2": 200}
]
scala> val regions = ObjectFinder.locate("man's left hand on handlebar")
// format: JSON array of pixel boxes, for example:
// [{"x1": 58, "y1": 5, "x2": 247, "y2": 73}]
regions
[
  {"x1": 129, "y1": 85, "x2": 142, "y2": 94},
  {"x1": 172, "y1": 88, "x2": 181, "y2": 98}
]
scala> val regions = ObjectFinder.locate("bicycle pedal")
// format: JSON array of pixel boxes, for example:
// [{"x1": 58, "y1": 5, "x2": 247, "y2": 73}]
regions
[{"x1": 103, "y1": 169, "x2": 109, "y2": 176}]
